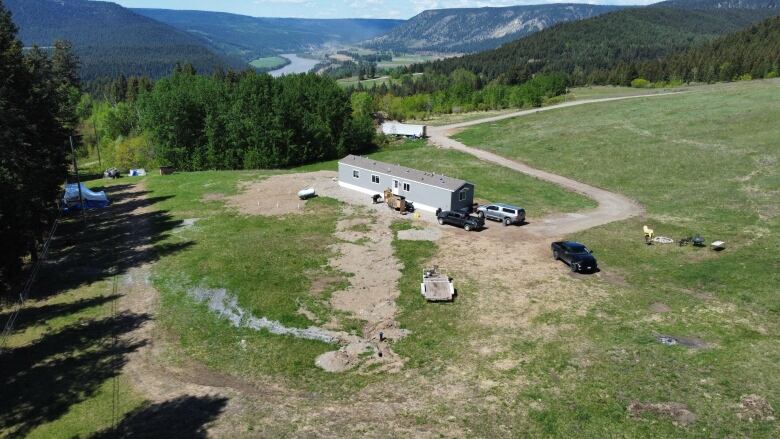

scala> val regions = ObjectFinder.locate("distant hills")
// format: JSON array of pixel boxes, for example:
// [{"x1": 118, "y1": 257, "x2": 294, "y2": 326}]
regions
[
  {"x1": 5, "y1": 0, "x2": 242, "y2": 80},
  {"x1": 362, "y1": 4, "x2": 623, "y2": 54},
  {"x1": 133, "y1": 9, "x2": 404, "y2": 61},
  {"x1": 416, "y1": 0, "x2": 779, "y2": 84}
]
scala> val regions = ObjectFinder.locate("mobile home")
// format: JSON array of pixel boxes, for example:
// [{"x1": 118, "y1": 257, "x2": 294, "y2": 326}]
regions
[{"x1": 337, "y1": 155, "x2": 474, "y2": 213}]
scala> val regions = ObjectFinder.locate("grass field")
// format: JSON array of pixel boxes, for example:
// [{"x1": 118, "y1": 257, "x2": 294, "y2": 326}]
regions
[
  {"x1": 567, "y1": 85, "x2": 681, "y2": 100},
  {"x1": 6, "y1": 79, "x2": 778, "y2": 436},
  {"x1": 249, "y1": 56, "x2": 289, "y2": 70},
  {"x1": 336, "y1": 72, "x2": 424, "y2": 88},
  {"x1": 143, "y1": 147, "x2": 592, "y2": 388},
  {"x1": 377, "y1": 55, "x2": 442, "y2": 69},
  {"x1": 454, "y1": 79, "x2": 780, "y2": 437},
  {"x1": 294, "y1": 139, "x2": 596, "y2": 216}
]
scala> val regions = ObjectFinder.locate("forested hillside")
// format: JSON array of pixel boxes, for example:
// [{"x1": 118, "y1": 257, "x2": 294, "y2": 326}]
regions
[
  {"x1": 134, "y1": 9, "x2": 404, "y2": 61},
  {"x1": 362, "y1": 4, "x2": 622, "y2": 54},
  {"x1": 414, "y1": 6, "x2": 778, "y2": 85},
  {"x1": 623, "y1": 16, "x2": 780, "y2": 83},
  {"x1": 5, "y1": 0, "x2": 242, "y2": 80}
]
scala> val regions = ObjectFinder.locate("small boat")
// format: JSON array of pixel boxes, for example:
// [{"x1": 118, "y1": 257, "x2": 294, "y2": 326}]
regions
[{"x1": 297, "y1": 187, "x2": 316, "y2": 200}]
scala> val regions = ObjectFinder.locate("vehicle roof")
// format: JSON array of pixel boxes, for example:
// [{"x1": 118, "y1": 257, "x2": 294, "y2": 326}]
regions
[
  {"x1": 560, "y1": 241, "x2": 588, "y2": 249},
  {"x1": 339, "y1": 155, "x2": 469, "y2": 191},
  {"x1": 487, "y1": 203, "x2": 523, "y2": 210}
]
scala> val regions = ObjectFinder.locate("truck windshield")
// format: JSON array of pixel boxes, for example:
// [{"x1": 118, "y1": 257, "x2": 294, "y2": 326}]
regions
[{"x1": 567, "y1": 244, "x2": 590, "y2": 253}]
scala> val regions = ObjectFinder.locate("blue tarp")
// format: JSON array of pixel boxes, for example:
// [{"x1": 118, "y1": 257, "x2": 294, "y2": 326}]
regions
[{"x1": 62, "y1": 183, "x2": 110, "y2": 210}]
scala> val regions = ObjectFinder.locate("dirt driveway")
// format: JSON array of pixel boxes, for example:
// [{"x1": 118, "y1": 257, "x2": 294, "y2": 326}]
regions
[{"x1": 427, "y1": 94, "x2": 688, "y2": 237}]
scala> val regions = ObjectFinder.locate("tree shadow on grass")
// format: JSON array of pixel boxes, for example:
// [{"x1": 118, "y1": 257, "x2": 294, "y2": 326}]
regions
[
  {"x1": 0, "y1": 181, "x2": 197, "y2": 436},
  {"x1": 32, "y1": 183, "x2": 192, "y2": 300},
  {"x1": 0, "y1": 312, "x2": 150, "y2": 437},
  {"x1": 91, "y1": 395, "x2": 228, "y2": 438},
  {"x1": 0, "y1": 294, "x2": 120, "y2": 334}
]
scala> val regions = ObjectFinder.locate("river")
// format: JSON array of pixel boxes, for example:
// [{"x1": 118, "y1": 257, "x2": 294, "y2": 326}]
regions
[{"x1": 269, "y1": 54, "x2": 320, "y2": 77}]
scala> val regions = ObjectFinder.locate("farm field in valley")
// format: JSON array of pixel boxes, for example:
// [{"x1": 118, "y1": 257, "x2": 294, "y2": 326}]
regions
[{"x1": 248, "y1": 56, "x2": 289, "y2": 70}]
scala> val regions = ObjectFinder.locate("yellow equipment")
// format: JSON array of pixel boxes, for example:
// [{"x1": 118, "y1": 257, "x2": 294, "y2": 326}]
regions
[{"x1": 643, "y1": 225, "x2": 654, "y2": 244}]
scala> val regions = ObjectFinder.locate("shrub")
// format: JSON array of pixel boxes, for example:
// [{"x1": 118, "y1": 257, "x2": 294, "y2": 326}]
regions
[
  {"x1": 631, "y1": 78, "x2": 651, "y2": 88},
  {"x1": 113, "y1": 134, "x2": 156, "y2": 170}
]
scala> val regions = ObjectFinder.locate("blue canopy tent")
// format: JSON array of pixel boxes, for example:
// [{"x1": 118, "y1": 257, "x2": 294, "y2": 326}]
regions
[{"x1": 62, "y1": 183, "x2": 110, "y2": 210}]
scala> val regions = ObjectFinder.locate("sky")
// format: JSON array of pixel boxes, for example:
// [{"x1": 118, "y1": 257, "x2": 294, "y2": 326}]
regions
[{"x1": 110, "y1": 0, "x2": 659, "y2": 19}]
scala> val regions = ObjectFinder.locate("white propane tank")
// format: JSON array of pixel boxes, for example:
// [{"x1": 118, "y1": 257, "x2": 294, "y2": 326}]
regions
[{"x1": 297, "y1": 188, "x2": 316, "y2": 200}]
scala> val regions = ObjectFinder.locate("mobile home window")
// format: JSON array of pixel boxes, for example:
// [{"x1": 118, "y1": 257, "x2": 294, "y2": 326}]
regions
[
  {"x1": 352, "y1": 170, "x2": 359, "y2": 179},
  {"x1": 459, "y1": 188, "x2": 469, "y2": 201},
  {"x1": 403, "y1": 182, "x2": 410, "y2": 191},
  {"x1": 371, "y1": 175, "x2": 380, "y2": 184}
]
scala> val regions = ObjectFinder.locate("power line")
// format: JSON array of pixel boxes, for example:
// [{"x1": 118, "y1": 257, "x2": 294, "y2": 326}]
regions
[{"x1": 0, "y1": 211, "x2": 61, "y2": 353}]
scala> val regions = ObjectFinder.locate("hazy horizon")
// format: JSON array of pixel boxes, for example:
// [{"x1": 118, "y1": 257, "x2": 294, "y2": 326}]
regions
[{"x1": 109, "y1": 0, "x2": 659, "y2": 19}]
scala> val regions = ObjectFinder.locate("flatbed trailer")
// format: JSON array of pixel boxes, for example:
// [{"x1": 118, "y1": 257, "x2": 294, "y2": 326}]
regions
[{"x1": 420, "y1": 266, "x2": 455, "y2": 301}]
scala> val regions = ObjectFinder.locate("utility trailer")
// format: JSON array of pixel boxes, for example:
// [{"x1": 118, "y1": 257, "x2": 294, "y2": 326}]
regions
[
  {"x1": 420, "y1": 266, "x2": 455, "y2": 301},
  {"x1": 383, "y1": 188, "x2": 410, "y2": 213},
  {"x1": 381, "y1": 121, "x2": 427, "y2": 138}
]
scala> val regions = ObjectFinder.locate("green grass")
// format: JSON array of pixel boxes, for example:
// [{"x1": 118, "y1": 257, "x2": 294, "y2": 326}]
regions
[
  {"x1": 567, "y1": 85, "x2": 679, "y2": 100},
  {"x1": 140, "y1": 171, "x2": 379, "y2": 392},
  {"x1": 389, "y1": 222, "x2": 477, "y2": 371},
  {"x1": 410, "y1": 108, "x2": 518, "y2": 126},
  {"x1": 295, "y1": 139, "x2": 595, "y2": 217},
  {"x1": 377, "y1": 55, "x2": 441, "y2": 69},
  {"x1": 0, "y1": 194, "x2": 148, "y2": 436},
  {"x1": 249, "y1": 56, "x2": 289, "y2": 70},
  {"x1": 454, "y1": 79, "x2": 780, "y2": 437}
]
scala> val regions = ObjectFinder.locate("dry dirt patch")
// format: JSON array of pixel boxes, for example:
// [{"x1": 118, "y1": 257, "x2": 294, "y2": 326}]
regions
[
  {"x1": 435, "y1": 229, "x2": 608, "y2": 334},
  {"x1": 226, "y1": 171, "x2": 336, "y2": 216},
  {"x1": 737, "y1": 394, "x2": 775, "y2": 422},
  {"x1": 649, "y1": 302, "x2": 672, "y2": 313},
  {"x1": 628, "y1": 401, "x2": 698, "y2": 427},
  {"x1": 227, "y1": 172, "x2": 408, "y2": 373}
]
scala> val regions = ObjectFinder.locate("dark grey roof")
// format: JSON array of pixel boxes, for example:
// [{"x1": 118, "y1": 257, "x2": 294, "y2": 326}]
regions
[{"x1": 339, "y1": 155, "x2": 470, "y2": 191}]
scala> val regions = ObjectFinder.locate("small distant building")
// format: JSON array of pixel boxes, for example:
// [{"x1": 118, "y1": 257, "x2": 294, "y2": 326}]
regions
[
  {"x1": 338, "y1": 155, "x2": 474, "y2": 213},
  {"x1": 381, "y1": 122, "x2": 427, "y2": 138}
]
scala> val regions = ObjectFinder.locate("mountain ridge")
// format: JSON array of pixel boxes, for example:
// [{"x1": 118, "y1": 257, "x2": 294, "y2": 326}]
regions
[{"x1": 362, "y1": 3, "x2": 624, "y2": 53}]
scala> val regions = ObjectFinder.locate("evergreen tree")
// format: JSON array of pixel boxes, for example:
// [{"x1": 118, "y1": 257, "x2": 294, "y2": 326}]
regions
[{"x1": 0, "y1": 1, "x2": 77, "y2": 293}]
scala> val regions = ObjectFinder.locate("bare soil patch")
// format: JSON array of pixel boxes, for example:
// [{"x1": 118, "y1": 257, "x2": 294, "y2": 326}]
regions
[
  {"x1": 649, "y1": 302, "x2": 672, "y2": 313},
  {"x1": 201, "y1": 192, "x2": 226, "y2": 202},
  {"x1": 226, "y1": 171, "x2": 336, "y2": 216},
  {"x1": 628, "y1": 401, "x2": 698, "y2": 427},
  {"x1": 321, "y1": 203, "x2": 407, "y2": 373},
  {"x1": 435, "y1": 229, "x2": 608, "y2": 334},
  {"x1": 737, "y1": 394, "x2": 775, "y2": 422},
  {"x1": 398, "y1": 227, "x2": 442, "y2": 241}
]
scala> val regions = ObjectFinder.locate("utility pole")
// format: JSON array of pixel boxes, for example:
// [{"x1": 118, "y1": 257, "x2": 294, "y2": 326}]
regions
[
  {"x1": 70, "y1": 136, "x2": 87, "y2": 225},
  {"x1": 93, "y1": 120, "x2": 102, "y2": 168}
]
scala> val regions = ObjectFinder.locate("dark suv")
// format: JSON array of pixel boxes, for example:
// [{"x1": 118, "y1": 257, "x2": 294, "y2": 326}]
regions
[
  {"x1": 437, "y1": 210, "x2": 485, "y2": 231},
  {"x1": 551, "y1": 241, "x2": 598, "y2": 273}
]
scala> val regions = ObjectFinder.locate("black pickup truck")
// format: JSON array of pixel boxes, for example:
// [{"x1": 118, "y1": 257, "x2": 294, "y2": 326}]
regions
[{"x1": 436, "y1": 210, "x2": 485, "y2": 231}]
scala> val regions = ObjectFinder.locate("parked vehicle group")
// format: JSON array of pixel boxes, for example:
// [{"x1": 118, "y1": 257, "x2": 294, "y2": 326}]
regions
[{"x1": 433, "y1": 201, "x2": 599, "y2": 274}]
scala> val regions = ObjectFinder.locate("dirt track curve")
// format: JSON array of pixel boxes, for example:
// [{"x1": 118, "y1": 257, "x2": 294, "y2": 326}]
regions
[{"x1": 428, "y1": 93, "x2": 682, "y2": 237}]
